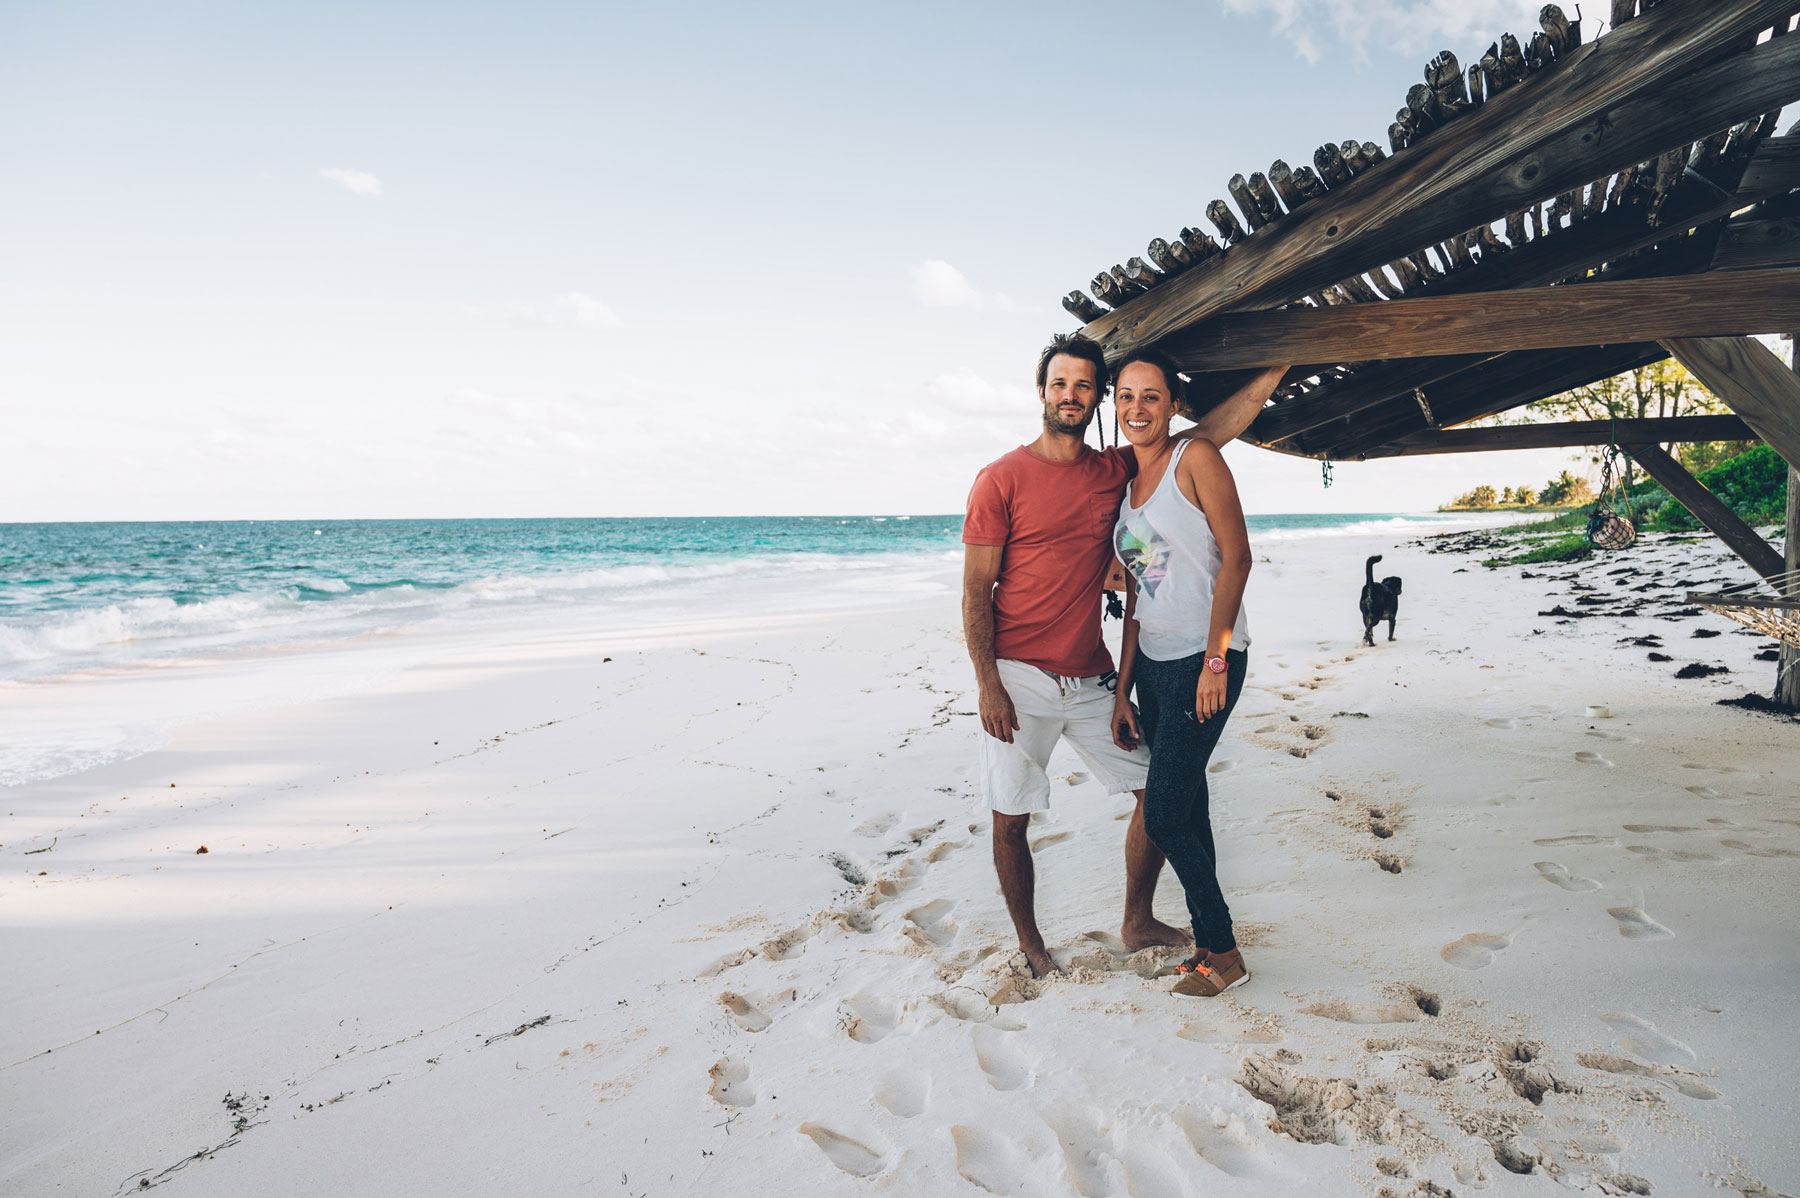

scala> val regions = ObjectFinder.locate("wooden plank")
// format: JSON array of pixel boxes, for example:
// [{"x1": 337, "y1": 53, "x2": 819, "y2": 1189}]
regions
[
  {"x1": 1167, "y1": 268, "x2": 1800, "y2": 372},
  {"x1": 1369, "y1": 416, "x2": 1755, "y2": 456},
  {"x1": 1624, "y1": 441, "x2": 1787, "y2": 579},
  {"x1": 1782, "y1": 333, "x2": 1799, "y2": 711},
  {"x1": 1078, "y1": 5, "x2": 1800, "y2": 359},
  {"x1": 1250, "y1": 355, "x2": 1497, "y2": 445},
  {"x1": 1737, "y1": 136, "x2": 1800, "y2": 193},
  {"x1": 1662, "y1": 335, "x2": 1800, "y2": 469},
  {"x1": 1713, "y1": 214, "x2": 1800, "y2": 271}
]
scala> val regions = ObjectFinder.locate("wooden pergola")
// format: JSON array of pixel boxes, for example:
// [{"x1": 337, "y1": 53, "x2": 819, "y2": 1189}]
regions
[{"x1": 1061, "y1": 0, "x2": 1800, "y2": 707}]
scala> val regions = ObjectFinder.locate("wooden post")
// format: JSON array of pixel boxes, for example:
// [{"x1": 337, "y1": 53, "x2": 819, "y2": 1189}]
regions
[
  {"x1": 1781, "y1": 333, "x2": 1800, "y2": 710},
  {"x1": 1623, "y1": 442, "x2": 1787, "y2": 579}
]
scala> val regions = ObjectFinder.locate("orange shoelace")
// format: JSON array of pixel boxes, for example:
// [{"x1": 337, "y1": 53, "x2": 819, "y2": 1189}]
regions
[{"x1": 1176, "y1": 959, "x2": 1214, "y2": 977}]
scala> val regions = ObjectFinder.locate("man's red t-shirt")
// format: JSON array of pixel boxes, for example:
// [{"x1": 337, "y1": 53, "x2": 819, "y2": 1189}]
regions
[{"x1": 963, "y1": 444, "x2": 1132, "y2": 678}]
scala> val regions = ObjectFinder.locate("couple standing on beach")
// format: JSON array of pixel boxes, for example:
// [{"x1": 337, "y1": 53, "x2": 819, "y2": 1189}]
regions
[{"x1": 962, "y1": 333, "x2": 1283, "y2": 995}]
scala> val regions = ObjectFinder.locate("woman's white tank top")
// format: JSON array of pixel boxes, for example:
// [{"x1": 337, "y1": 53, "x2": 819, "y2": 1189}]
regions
[{"x1": 1113, "y1": 440, "x2": 1250, "y2": 661}]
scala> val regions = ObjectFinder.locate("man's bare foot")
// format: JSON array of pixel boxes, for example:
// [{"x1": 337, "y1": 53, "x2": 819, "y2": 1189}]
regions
[
  {"x1": 1121, "y1": 917, "x2": 1191, "y2": 952},
  {"x1": 1020, "y1": 945, "x2": 1062, "y2": 978}
]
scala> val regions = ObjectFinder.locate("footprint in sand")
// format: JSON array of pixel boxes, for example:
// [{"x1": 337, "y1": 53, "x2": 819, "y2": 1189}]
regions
[
  {"x1": 1441, "y1": 932, "x2": 1511, "y2": 970},
  {"x1": 1208, "y1": 760, "x2": 1236, "y2": 775},
  {"x1": 719, "y1": 991, "x2": 771, "y2": 1032},
  {"x1": 972, "y1": 1025, "x2": 1032, "y2": 1090},
  {"x1": 758, "y1": 924, "x2": 814, "y2": 960},
  {"x1": 902, "y1": 898, "x2": 959, "y2": 948},
  {"x1": 1681, "y1": 762, "x2": 1741, "y2": 774},
  {"x1": 708, "y1": 1057, "x2": 755, "y2": 1108},
  {"x1": 1574, "y1": 751, "x2": 1614, "y2": 767},
  {"x1": 1534, "y1": 834, "x2": 1617, "y2": 847},
  {"x1": 854, "y1": 813, "x2": 897, "y2": 838},
  {"x1": 931, "y1": 987, "x2": 1028, "y2": 1028},
  {"x1": 1721, "y1": 838, "x2": 1800, "y2": 858},
  {"x1": 1535, "y1": 861, "x2": 1601, "y2": 891},
  {"x1": 841, "y1": 995, "x2": 902, "y2": 1043},
  {"x1": 1485, "y1": 717, "x2": 1519, "y2": 729},
  {"x1": 924, "y1": 839, "x2": 966, "y2": 864},
  {"x1": 1177, "y1": 1020, "x2": 1284, "y2": 1045},
  {"x1": 797, "y1": 1123, "x2": 886, "y2": 1178},
  {"x1": 1623, "y1": 824, "x2": 1698, "y2": 834},
  {"x1": 1029, "y1": 830, "x2": 1073, "y2": 852},
  {"x1": 876, "y1": 1069, "x2": 930, "y2": 1118},
  {"x1": 1576, "y1": 1052, "x2": 1721, "y2": 1100},
  {"x1": 1173, "y1": 1106, "x2": 1293, "y2": 1180},
  {"x1": 1042, "y1": 1106, "x2": 1115, "y2": 1198},
  {"x1": 1607, "y1": 906, "x2": 1674, "y2": 940},
  {"x1": 1685, "y1": 785, "x2": 1721, "y2": 799},
  {"x1": 1299, "y1": 992, "x2": 1438, "y2": 1025},
  {"x1": 952, "y1": 1125, "x2": 1032, "y2": 1195},
  {"x1": 1598, "y1": 1011, "x2": 1697, "y2": 1066},
  {"x1": 1626, "y1": 845, "x2": 1722, "y2": 862},
  {"x1": 1586, "y1": 729, "x2": 1636, "y2": 743},
  {"x1": 872, "y1": 860, "x2": 925, "y2": 903}
]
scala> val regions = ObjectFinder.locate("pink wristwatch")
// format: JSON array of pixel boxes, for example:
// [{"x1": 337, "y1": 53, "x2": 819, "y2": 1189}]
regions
[{"x1": 1204, "y1": 656, "x2": 1228, "y2": 674}]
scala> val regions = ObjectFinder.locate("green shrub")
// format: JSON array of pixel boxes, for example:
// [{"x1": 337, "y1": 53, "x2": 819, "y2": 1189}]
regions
[{"x1": 1483, "y1": 534, "x2": 1594, "y2": 567}]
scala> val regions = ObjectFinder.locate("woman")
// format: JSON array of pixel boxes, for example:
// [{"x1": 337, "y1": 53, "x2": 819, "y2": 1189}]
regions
[{"x1": 1108, "y1": 348, "x2": 1254, "y2": 998}]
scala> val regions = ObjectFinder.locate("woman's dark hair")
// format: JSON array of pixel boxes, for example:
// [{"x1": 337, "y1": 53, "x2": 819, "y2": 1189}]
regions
[
  {"x1": 1035, "y1": 333, "x2": 1109, "y2": 394},
  {"x1": 1111, "y1": 347, "x2": 1186, "y2": 409}
]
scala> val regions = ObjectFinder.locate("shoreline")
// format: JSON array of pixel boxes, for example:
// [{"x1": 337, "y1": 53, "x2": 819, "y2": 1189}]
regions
[{"x1": 3, "y1": 528, "x2": 1796, "y2": 1196}]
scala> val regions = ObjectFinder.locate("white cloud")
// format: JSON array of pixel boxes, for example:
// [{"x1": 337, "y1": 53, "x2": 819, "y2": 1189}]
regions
[
  {"x1": 319, "y1": 167, "x2": 384, "y2": 196},
  {"x1": 909, "y1": 260, "x2": 1026, "y2": 312},
  {"x1": 1220, "y1": 0, "x2": 1550, "y2": 62},
  {"x1": 500, "y1": 292, "x2": 624, "y2": 331},
  {"x1": 926, "y1": 368, "x2": 1036, "y2": 416}
]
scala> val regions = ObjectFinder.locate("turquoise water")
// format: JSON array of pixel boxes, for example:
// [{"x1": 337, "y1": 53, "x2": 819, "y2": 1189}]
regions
[{"x1": 0, "y1": 513, "x2": 1486, "y2": 679}]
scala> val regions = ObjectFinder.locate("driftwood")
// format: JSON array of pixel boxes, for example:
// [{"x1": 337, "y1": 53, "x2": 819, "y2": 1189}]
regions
[
  {"x1": 1063, "y1": 292, "x2": 1108, "y2": 322},
  {"x1": 1147, "y1": 238, "x2": 1185, "y2": 275},
  {"x1": 1428, "y1": 50, "x2": 1469, "y2": 117},
  {"x1": 1268, "y1": 159, "x2": 1305, "y2": 211},
  {"x1": 1246, "y1": 172, "x2": 1284, "y2": 223},
  {"x1": 1539, "y1": 5, "x2": 1575, "y2": 55},
  {"x1": 1314, "y1": 143, "x2": 1350, "y2": 188},
  {"x1": 1178, "y1": 227, "x2": 1221, "y2": 262},
  {"x1": 1123, "y1": 257, "x2": 1164, "y2": 289},
  {"x1": 1227, "y1": 175, "x2": 1265, "y2": 232}
]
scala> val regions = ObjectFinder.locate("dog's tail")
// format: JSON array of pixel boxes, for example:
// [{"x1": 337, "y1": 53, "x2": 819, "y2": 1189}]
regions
[{"x1": 1366, "y1": 554, "x2": 1382, "y2": 585}]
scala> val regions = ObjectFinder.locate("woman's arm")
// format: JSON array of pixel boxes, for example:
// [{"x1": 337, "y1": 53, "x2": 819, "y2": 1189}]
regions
[
  {"x1": 1112, "y1": 573, "x2": 1144, "y2": 750},
  {"x1": 1177, "y1": 440, "x2": 1252, "y2": 720}
]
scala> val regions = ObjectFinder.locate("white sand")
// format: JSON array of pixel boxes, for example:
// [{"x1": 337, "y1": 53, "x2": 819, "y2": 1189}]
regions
[{"x1": 3, "y1": 529, "x2": 1798, "y2": 1197}]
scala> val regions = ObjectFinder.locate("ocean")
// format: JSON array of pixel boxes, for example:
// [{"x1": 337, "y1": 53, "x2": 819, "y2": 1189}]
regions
[{"x1": 1, "y1": 513, "x2": 1524, "y2": 683}]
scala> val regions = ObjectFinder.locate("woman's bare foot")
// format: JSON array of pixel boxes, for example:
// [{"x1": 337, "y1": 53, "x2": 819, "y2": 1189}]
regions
[{"x1": 1121, "y1": 917, "x2": 1191, "y2": 952}]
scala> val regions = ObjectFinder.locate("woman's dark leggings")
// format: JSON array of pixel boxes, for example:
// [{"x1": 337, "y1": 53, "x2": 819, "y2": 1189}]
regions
[{"x1": 1134, "y1": 647, "x2": 1248, "y2": 954}]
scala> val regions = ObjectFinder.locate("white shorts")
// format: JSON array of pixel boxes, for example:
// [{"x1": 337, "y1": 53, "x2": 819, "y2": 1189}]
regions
[{"x1": 979, "y1": 658, "x2": 1151, "y2": 816}]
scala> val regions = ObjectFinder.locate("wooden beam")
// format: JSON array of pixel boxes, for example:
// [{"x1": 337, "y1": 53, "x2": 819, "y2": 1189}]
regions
[
  {"x1": 1325, "y1": 342, "x2": 1668, "y2": 458},
  {"x1": 1624, "y1": 442, "x2": 1786, "y2": 579},
  {"x1": 1167, "y1": 268, "x2": 1800, "y2": 372},
  {"x1": 1078, "y1": 5, "x2": 1800, "y2": 358},
  {"x1": 1662, "y1": 335, "x2": 1800, "y2": 470},
  {"x1": 1369, "y1": 415, "x2": 1755, "y2": 457},
  {"x1": 1250, "y1": 354, "x2": 1498, "y2": 445},
  {"x1": 1713, "y1": 213, "x2": 1800, "y2": 271},
  {"x1": 1780, "y1": 332, "x2": 1799, "y2": 711},
  {"x1": 1738, "y1": 136, "x2": 1800, "y2": 193}
]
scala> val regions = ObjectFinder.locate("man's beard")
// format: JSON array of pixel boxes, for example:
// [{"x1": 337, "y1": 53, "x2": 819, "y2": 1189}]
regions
[{"x1": 1043, "y1": 403, "x2": 1095, "y2": 436}]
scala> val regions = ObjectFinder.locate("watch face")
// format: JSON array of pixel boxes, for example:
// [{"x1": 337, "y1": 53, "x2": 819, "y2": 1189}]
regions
[{"x1": 1208, "y1": 657, "x2": 1227, "y2": 673}]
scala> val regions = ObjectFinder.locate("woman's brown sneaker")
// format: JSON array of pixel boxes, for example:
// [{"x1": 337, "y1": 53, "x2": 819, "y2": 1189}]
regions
[{"x1": 1171, "y1": 954, "x2": 1249, "y2": 997}]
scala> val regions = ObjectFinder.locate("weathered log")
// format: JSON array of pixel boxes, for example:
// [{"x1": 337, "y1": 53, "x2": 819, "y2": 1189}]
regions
[
  {"x1": 1504, "y1": 209, "x2": 1529, "y2": 245},
  {"x1": 1338, "y1": 273, "x2": 1384, "y2": 303},
  {"x1": 1443, "y1": 234, "x2": 1476, "y2": 269},
  {"x1": 1362, "y1": 142, "x2": 1387, "y2": 166},
  {"x1": 1611, "y1": 0, "x2": 1635, "y2": 28},
  {"x1": 1540, "y1": 5, "x2": 1574, "y2": 55},
  {"x1": 1341, "y1": 140, "x2": 1371, "y2": 175},
  {"x1": 1388, "y1": 122, "x2": 1411, "y2": 153},
  {"x1": 1147, "y1": 238, "x2": 1185, "y2": 275},
  {"x1": 1647, "y1": 145, "x2": 1689, "y2": 223},
  {"x1": 1246, "y1": 172, "x2": 1284, "y2": 223},
  {"x1": 1363, "y1": 266, "x2": 1405, "y2": 299},
  {"x1": 1389, "y1": 256, "x2": 1425, "y2": 290},
  {"x1": 1473, "y1": 223, "x2": 1509, "y2": 255},
  {"x1": 1078, "y1": 8, "x2": 1800, "y2": 358},
  {"x1": 1527, "y1": 31, "x2": 1555, "y2": 71},
  {"x1": 1064, "y1": 292, "x2": 1108, "y2": 323},
  {"x1": 1406, "y1": 83, "x2": 1442, "y2": 134},
  {"x1": 1480, "y1": 43, "x2": 1506, "y2": 98},
  {"x1": 1268, "y1": 160, "x2": 1305, "y2": 211},
  {"x1": 1467, "y1": 64, "x2": 1485, "y2": 111},
  {"x1": 1582, "y1": 178, "x2": 1608, "y2": 217},
  {"x1": 1497, "y1": 32, "x2": 1527, "y2": 85},
  {"x1": 1178, "y1": 227, "x2": 1221, "y2": 261},
  {"x1": 1428, "y1": 50, "x2": 1469, "y2": 116},
  {"x1": 1408, "y1": 249, "x2": 1443, "y2": 282},
  {"x1": 1109, "y1": 265, "x2": 1147, "y2": 296},
  {"x1": 1123, "y1": 257, "x2": 1165, "y2": 288},
  {"x1": 1607, "y1": 163, "x2": 1642, "y2": 209},
  {"x1": 1690, "y1": 127, "x2": 1732, "y2": 171},
  {"x1": 1091, "y1": 273, "x2": 1122, "y2": 307},
  {"x1": 1159, "y1": 267, "x2": 1800, "y2": 372},
  {"x1": 1292, "y1": 166, "x2": 1327, "y2": 204},
  {"x1": 1226, "y1": 175, "x2": 1265, "y2": 232},
  {"x1": 1552, "y1": 190, "x2": 1576, "y2": 228},
  {"x1": 1163, "y1": 238, "x2": 1195, "y2": 270},
  {"x1": 1314, "y1": 143, "x2": 1350, "y2": 188},
  {"x1": 1206, "y1": 200, "x2": 1246, "y2": 245}
]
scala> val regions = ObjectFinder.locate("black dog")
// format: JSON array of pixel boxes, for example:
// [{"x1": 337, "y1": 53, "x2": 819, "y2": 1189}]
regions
[{"x1": 1361, "y1": 554, "x2": 1403, "y2": 646}]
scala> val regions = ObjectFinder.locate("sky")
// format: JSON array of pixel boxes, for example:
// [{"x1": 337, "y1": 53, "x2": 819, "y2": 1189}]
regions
[{"x1": 1, "y1": 0, "x2": 1602, "y2": 521}]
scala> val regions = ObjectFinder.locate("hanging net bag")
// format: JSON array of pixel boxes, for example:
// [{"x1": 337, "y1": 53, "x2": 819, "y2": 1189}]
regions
[{"x1": 1587, "y1": 443, "x2": 1637, "y2": 550}]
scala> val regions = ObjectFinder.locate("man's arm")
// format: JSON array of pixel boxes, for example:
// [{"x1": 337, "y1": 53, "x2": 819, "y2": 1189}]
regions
[
  {"x1": 962, "y1": 543, "x2": 1018, "y2": 743},
  {"x1": 1184, "y1": 364, "x2": 1287, "y2": 446}
]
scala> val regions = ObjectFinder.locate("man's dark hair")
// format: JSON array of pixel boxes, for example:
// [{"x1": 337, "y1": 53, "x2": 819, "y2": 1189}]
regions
[
  {"x1": 1111, "y1": 347, "x2": 1186, "y2": 409},
  {"x1": 1035, "y1": 333, "x2": 1109, "y2": 394}
]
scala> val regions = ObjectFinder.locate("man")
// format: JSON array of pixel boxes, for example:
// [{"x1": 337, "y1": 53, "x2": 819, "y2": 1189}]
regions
[{"x1": 961, "y1": 332, "x2": 1282, "y2": 977}]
